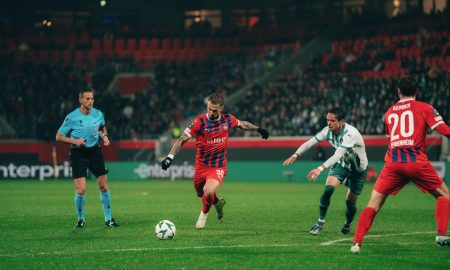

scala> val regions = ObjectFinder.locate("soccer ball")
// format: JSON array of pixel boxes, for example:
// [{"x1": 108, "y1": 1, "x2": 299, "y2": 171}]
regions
[{"x1": 155, "y1": 220, "x2": 176, "y2": 240}]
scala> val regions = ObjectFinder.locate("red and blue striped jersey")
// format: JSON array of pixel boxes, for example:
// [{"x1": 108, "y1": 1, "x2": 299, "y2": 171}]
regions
[
  {"x1": 384, "y1": 99, "x2": 445, "y2": 163},
  {"x1": 184, "y1": 113, "x2": 240, "y2": 168}
]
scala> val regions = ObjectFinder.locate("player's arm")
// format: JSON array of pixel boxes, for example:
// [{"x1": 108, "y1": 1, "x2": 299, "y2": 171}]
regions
[
  {"x1": 55, "y1": 132, "x2": 85, "y2": 147},
  {"x1": 283, "y1": 137, "x2": 319, "y2": 166},
  {"x1": 161, "y1": 134, "x2": 191, "y2": 170},
  {"x1": 434, "y1": 123, "x2": 450, "y2": 138},
  {"x1": 307, "y1": 147, "x2": 346, "y2": 182},
  {"x1": 98, "y1": 126, "x2": 110, "y2": 146},
  {"x1": 424, "y1": 106, "x2": 450, "y2": 138},
  {"x1": 238, "y1": 120, "x2": 269, "y2": 139}
]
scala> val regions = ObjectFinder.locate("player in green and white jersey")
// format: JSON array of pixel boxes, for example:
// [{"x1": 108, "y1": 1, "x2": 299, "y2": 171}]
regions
[{"x1": 283, "y1": 108, "x2": 368, "y2": 235}]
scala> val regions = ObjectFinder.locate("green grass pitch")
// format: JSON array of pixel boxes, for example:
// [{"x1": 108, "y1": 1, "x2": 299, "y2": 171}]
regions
[{"x1": 0, "y1": 180, "x2": 449, "y2": 269}]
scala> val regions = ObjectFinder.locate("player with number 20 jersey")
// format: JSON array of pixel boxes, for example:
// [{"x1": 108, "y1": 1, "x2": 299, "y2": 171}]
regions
[
  {"x1": 351, "y1": 76, "x2": 450, "y2": 254},
  {"x1": 378, "y1": 98, "x2": 448, "y2": 194}
]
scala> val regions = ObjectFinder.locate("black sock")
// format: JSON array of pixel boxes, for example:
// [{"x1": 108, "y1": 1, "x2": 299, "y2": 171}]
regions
[
  {"x1": 319, "y1": 185, "x2": 335, "y2": 220},
  {"x1": 345, "y1": 200, "x2": 357, "y2": 225}
]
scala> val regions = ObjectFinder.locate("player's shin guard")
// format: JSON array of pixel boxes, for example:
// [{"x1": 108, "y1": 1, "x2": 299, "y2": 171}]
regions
[
  {"x1": 319, "y1": 185, "x2": 335, "y2": 220},
  {"x1": 435, "y1": 196, "x2": 449, "y2": 235},
  {"x1": 353, "y1": 207, "x2": 376, "y2": 245},
  {"x1": 75, "y1": 193, "x2": 85, "y2": 221},
  {"x1": 100, "y1": 191, "x2": 112, "y2": 222},
  {"x1": 345, "y1": 200, "x2": 357, "y2": 225},
  {"x1": 202, "y1": 193, "x2": 217, "y2": 214}
]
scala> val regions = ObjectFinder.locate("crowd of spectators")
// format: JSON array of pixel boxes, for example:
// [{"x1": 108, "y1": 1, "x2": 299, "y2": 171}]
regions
[
  {"x1": 0, "y1": 46, "x2": 294, "y2": 140},
  {"x1": 229, "y1": 9, "x2": 450, "y2": 137},
  {"x1": 1, "y1": 9, "x2": 449, "y2": 140},
  {"x1": 232, "y1": 70, "x2": 450, "y2": 137}
]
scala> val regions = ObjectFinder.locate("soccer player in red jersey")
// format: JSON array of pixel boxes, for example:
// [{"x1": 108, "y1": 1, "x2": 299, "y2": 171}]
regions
[
  {"x1": 350, "y1": 76, "x2": 450, "y2": 254},
  {"x1": 161, "y1": 93, "x2": 269, "y2": 229}
]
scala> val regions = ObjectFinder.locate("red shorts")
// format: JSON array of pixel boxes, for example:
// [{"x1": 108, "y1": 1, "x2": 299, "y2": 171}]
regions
[
  {"x1": 193, "y1": 166, "x2": 227, "y2": 197},
  {"x1": 374, "y1": 162, "x2": 443, "y2": 195}
]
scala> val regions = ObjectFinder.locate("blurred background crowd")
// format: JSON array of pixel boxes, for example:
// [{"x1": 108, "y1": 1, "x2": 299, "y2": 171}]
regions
[{"x1": 0, "y1": 0, "x2": 449, "y2": 140}]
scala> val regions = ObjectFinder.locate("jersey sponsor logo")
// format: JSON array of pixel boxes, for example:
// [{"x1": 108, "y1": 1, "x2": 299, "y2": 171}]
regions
[
  {"x1": 207, "y1": 136, "x2": 227, "y2": 144},
  {"x1": 435, "y1": 116, "x2": 443, "y2": 121},
  {"x1": 390, "y1": 139, "x2": 414, "y2": 148},
  {"x1": 392, "y1": 103, "x2": 411, "y2": 111}
]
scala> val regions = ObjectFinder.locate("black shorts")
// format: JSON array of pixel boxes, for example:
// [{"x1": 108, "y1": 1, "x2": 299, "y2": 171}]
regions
[{"x1": 70, "y1": 146, "x2": 108, "y2": 179}]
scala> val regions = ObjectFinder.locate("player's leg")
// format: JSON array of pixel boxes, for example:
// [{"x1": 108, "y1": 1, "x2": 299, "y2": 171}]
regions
[
  {"x1": 310, "y1": 175, "x2": 340, "y2": 235},
  {"x1": 74, "y1": 177, "x2": 87, "y2": 228},
  {"x1": 342, "y1": 169, "x2": 366, "y2": 234},
  {"x1": 350, "y1": 189, "x2": 389, "y2": 253},
  {"x1": 213, "y1": 168, "x2": 227, "y2": 220},
  {"x1": 202, "y1": 178, "x2": 221, "y2": 214},
  {"x1": 410, "y1": 162, "x2": 449, "y2": 246},
  {"x1": 351, "y1": 163, "x2": 404, "y2": 253},
  {"x1": 341, "y1": 190, "x2": 358, "y2": 234},
  {"x1": 196, "y1": 168, "x2": 226, "y2": 229},
  {"x1": 429, "y1": 183, "x2": 450, "y2": 246},
  {"x1": 193, "y1": 170, "x2": 208, "y2": 229},
  {"x1": 196, "y1": 179, "x2": 219, "y2": 229},
  {"x1": 90, "y1": 147, "x2": 119, "y2": 227},
  {"x1": 202, "y1": 168, "x2": 225, "y2": 217}
]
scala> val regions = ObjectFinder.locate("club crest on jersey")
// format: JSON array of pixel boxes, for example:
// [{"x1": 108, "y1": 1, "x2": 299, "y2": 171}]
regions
[
  {"x1": 206, "y1": 128, "x2": 212, "y2": 133},
  {"x1": 222, "y1": 123, "x2": 228, "y2": 131}
]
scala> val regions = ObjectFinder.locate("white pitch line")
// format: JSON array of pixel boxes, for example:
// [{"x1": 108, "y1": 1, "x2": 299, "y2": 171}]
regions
[
  {"x1": 320, "y1": 231, "x2": 435, "y2": 246},
  {"x1": 0, "y1": 232, "x2": 436, "y2": 258}
]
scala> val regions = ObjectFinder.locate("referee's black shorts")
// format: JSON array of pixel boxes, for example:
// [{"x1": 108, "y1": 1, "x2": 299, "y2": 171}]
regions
[{"x1": 70, "y1": 145, "x2": 108, "y2": 179}]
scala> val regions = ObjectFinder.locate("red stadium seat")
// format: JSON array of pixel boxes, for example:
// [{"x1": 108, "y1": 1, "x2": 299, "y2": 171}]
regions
[
  {"x1": 127, "y1": 39, "x2": 137, "y2": 52},
  {"x1": 150, "y1": 38, "x2": 159, "y2": 50},
  {"x1": 62, "y1": 50, "x2": 72, "y2": 66},
  {"x1": 38, "y1": 50, "x2": 49, "y2": 62},
  {"x1": 92, "y1": 39, "x2": 101, "y2": 52},
  {"x1": 172, "y1": 39, "x2": 181, "y2": 50},
  {"x1": 161, "y1": 38, "x2": 170, "y2": 50},
  {"x1": 75, "y1": 50, "x2": 85, "y2": 67},
  {"x1": 115, "y1": 39, "x2": 126, "y2": 56},
  {"x1": 49, "y1": 50, "x2": 60, "y2": 64},
  {"x1": 138, "y1": 38, "x2": 148, "y2": 50}
]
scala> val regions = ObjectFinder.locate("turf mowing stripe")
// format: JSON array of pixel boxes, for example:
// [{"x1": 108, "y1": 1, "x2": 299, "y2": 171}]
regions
[
  {"x1": 320, "y1": 231, "x2": 435, "y2": 246},
  {"x1": 0, "y1": 232, "x2": 437, "y2": 258}
]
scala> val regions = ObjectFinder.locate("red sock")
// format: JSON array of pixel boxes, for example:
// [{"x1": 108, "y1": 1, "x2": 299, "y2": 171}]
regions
[
  {"x1": 201, "y1": 193, "x2": 217, "y2": 214},
  {"x1": 353, "y1": 207, "x2": 377, "y2": 245},
  {"x1": 435, "y1": 197, "x2": 449, "y2": 235}
]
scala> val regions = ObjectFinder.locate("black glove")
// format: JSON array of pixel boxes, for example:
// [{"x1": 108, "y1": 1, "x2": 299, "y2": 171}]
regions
[
  {"x1": 161, "y1": 156, "x2": 173, "y2": 170},
  {"x1": 257, "y1": 127, "x2": 269, "y2": 139}
]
